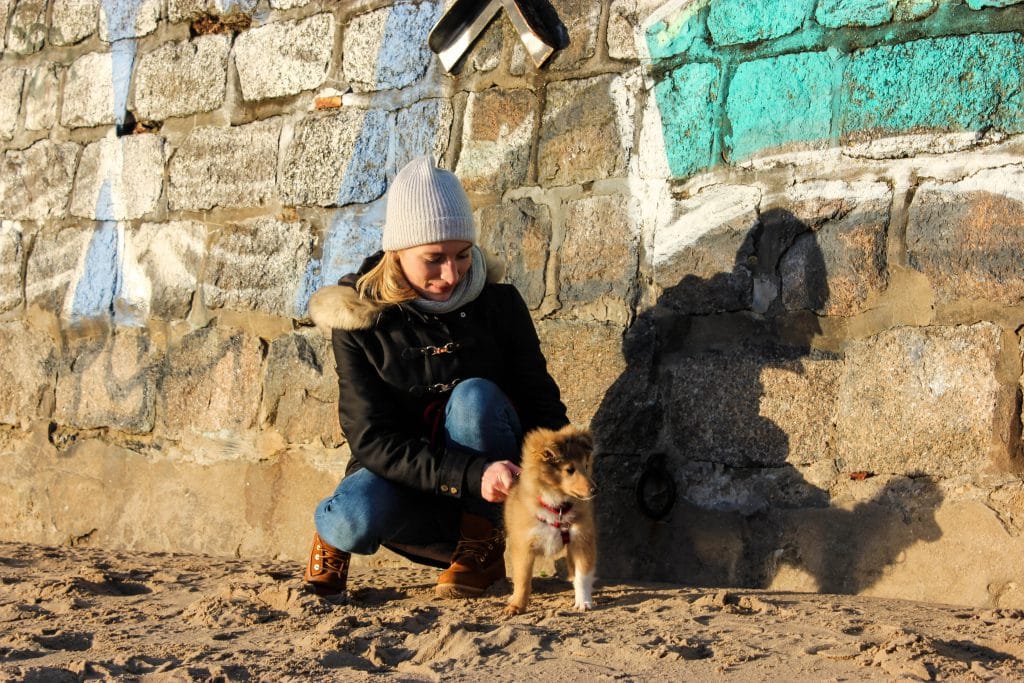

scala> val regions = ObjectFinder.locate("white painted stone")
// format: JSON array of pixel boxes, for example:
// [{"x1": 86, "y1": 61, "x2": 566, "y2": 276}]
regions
[
  {"x1": 70, "y1": 135, "x2": 165, "y2": 221},
  {"x1": 24, "y1": 64, "x2": 60, "y2": 131},
  {"x1": 279, "y1": 108, "x2": 390, "y2": 207},
  {"x1": 51, "y1": 0, "x2": 99, "y2": 45},
  {"x1": 5, "y1": 0, "x2": 46, "y2": 55},
  {"x1": 24, "y1": 224, "x2": 95, "y2": 314},
  {"x1": 204, "y1": 217, "x2": 314, "y2": 318},
  {"x1": 0, "y1": 67, "x2": 24, "y2": 140},
  {"x1": 61, "y1": 51, "x2": 118, "y2": 128},
  {"x1": 0, "y1": 221, "x2": 24, "y2": 314},
  {"x1": 269, "y1": 0, "x2": 312, "y2": 8},
  {"x1": 133, "y1": 35, "x2": 230, "y2": 120},
  {"x1": 99, "y1": 0, "x2": 160, "y2": 42},
  {"x1": 916, "y1": 164, "x2": 1024, "y2": 204},
  {"x1": 168, "y1": 119, "x2": 281, "y2": 211},
  {"x1": 119, "y1": 221, "x2": 208, "y2": 321},
  {"x1": 0, "y1": 140, "x2": 80, "y2": 222},
  {"x1": 342, "y1": 2, "x2": 441, "y2": 93},
  {"x1": 167, "y1": 0, "x2": 257, "y2": 23},
  {"x1": 234, "y1": 14, "x2": 334, "y2": 102},
  {"x1": 652, "y1": 183, "x2": 762, "y2": 268},
  {"x1": 608, "y1": 0, "x2": 641, "y2": 60}
]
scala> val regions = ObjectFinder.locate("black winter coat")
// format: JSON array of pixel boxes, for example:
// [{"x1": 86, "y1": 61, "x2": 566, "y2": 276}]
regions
[{"x1": 308, "y1": 252, "x2": 568, "y2": 501}]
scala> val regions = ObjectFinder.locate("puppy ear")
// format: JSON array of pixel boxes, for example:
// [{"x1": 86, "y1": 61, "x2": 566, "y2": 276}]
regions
[{"x1": 541, "y1": 446, "x2": 559, "y2": 462}]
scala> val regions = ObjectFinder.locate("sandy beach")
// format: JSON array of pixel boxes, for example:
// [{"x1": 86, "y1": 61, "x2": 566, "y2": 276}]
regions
[{"x1": 1, "y1": 541, "x2": 1023, "y2": 681}]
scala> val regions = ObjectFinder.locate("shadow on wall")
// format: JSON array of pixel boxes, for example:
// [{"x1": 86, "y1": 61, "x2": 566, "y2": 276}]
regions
[{"x1": 591, "y1": 208, "x2": 943, "y2": 593}]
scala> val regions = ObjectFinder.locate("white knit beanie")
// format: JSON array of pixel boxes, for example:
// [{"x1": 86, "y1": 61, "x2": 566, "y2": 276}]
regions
[{"x1": 382, "y1": 156, "x2": 476, "y2": 251}]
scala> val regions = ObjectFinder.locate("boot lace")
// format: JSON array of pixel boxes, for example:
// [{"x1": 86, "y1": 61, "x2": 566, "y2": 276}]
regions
[
  {"x1": 454, "y1": 532, "x2": 503, "y2": 565},
  {"x1": 319, "y1": 545, "x2": 349, "y2": 574}
]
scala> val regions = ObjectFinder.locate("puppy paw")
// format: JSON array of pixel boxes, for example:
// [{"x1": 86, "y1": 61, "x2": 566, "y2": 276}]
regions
[
  {"x1": 503, "y1": 603, "x2": 525, "y2": 617},
  {"x1": 574, "y1": 599, "x2": 594, "y2": 612}
]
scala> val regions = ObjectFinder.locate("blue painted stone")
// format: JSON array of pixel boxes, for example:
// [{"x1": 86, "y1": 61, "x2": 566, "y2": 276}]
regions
[
  {"x1": 816, "y1": 0, "x2": 895, "y2": 28},
  {"x1": 708, "y1": 0, "x2": 815, "y2": 46},
  {"x1": 841, "y1": 33, "x2": 1024, "y2": 137},
  {"x1": 966, "y1": 0, "x2": 1024, "y2": 7},
  {"x1": 654, "y1": 62, "x2": 720, "y2": 177},
  {"x1": 725, "y1": 51, "x2": 835, "y2": 161},
  {"x1": 645, "y1": 2, "x2": 708, "y2": 60}
]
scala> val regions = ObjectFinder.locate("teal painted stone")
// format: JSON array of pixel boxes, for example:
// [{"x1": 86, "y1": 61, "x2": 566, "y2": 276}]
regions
[
  {"x1": 645, "y1": 2, "x2": 708, "y2": 60},
  {"x1": 966, "y1": 0, "x2": 1024, "y2": 7},
  {"x1": 816, "y1": 0, "x2": 895, "y2": 28},
  {"x1": 841, "y1": 33, "x2": 1024, "y2": 137},
  {"x1": 708, "y1": 0, "x2": 815, "y2": 46},
  {"x1": 894, "y1": 0, "x2": 938, "y2": 20},
  {"x1": 725, "y1": 52, "x2": 835, "y2": 161},
  {"x1": 654, "y1": 62, "x2": 720, "y2": 177}
]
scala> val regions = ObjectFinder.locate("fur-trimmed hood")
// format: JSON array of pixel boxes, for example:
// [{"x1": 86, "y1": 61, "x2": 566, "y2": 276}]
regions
[{"x1": 308, "y1": 249, "x2": 507, "y2": 333}]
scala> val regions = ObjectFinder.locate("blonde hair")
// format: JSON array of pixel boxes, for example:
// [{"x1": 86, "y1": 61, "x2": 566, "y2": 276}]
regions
[{"x1": 355, "y1": 251, "x2": 417, "y2": 305}]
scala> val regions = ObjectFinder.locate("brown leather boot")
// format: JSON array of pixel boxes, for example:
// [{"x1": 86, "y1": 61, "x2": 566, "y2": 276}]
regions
[
  {"x1": 304, "y1": 532, "x2": 350, "y2": 602},
  {"x1": 435, "y1": 513, "x2": 506, "y2": 598}
]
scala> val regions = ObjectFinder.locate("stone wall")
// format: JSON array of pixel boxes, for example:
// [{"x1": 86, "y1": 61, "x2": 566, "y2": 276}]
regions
[{"x1": 1, "y1": 0, "x2": 1023, "y2": 607}]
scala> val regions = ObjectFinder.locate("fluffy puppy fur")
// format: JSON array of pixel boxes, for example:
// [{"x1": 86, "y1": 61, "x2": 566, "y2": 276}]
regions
[{"x1": 503, "y1": 425, "x2": 597, "y2": 616}]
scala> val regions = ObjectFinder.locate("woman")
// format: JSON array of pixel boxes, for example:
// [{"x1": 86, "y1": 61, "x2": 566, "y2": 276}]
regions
[{"x1": 305, "y1": 156, "x2": 568, "y2": 601}]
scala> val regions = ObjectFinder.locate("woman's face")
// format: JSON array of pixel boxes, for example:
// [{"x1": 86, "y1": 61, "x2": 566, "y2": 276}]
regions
[{"x1": 396, "y1": 240, "x2": 473, "y2": 302}]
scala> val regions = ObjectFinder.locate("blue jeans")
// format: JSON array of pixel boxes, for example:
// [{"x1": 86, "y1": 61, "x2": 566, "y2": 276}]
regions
[{"x1": 314, "y1": 378, "x2": 522, "y2": 564}]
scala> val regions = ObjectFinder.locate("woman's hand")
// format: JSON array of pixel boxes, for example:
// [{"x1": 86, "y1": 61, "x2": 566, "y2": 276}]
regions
[{"x1": 481, "y1": 460, "x2": 522, "y2": 503}]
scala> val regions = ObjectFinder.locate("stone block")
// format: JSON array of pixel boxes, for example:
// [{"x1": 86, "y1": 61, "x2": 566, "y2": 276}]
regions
[
  {"x1": 709, "y1": 0, "x2": 813, "y2": 45},
  {"x1": 55, "y1": 329, "x2": 160, "y2": 434},
  {"x1": 780, "y1": 180, "x2": 892, "y2": 316},
  {"x1": 316, "y1": 202, "x2": 386, "y2": 292},
  {"x1": 0, "y1": 140, "x2": 80, "y2": 222},
  {"x1": 539, "y1": 75, "x2": 634, "y2": 186},
  {"x1": 608, "y1": 0, "x2": 640, "y2": 60},
  {"x1": 24, "y1": 224, "x2": 94, "y2": 315},
  {"x1": 61, "y1": 51, "x2": 122, "y2": 128},
  {"x1": 477, "y1": 198, "x2": 551, "y2": 310},
  {"x1": 895, "y1": 0, "x2": 939, "y2": 19},
  {"x1": 558, "y1": 194, "x2": 639, "y2": 325},
  {"x1": 547, "y1": 0, "x2": 600, "y2": 71},
  {"x1": 70, "y1": 134, "x2": 165, "y2": 221},
  {"x1": 261, "y1": 332, "x2": 342, "y2": 447},
  {"x1": 132, "y1": 35, "x2": 230, "y2": 121},
  {"x1": 168, "y1": 119, "x2": 281, "y2": 211},
  {"x1": 5, "y1": 0, "x2": 45, "y2": 54},
  {"x1": 234, "y1": 14, "x2": 334, "y2": 102},
  {"x1": 663, "y1": 348, "x2": 842, "y2": 469},
  {"x1": 168, "y1": 0, "x2": 257, "y2": 23},
  {"x1": 392, "y1": 99, "x2": 454, "y2": 177},
  {"x1": 841, "y1": 34, "x2": 1024, "y2": 140},
  {"x1": 0, "y1": 321, "x2": 56, "y2": 427},
  {"x1": 967, "y1": 0, "x2": 1024, "y2": 6},
  {"x1": 907, "y1": 168, "x2": 1024, "y2": 305},
  {"x1": 270, "y1": 0, "x2": 312, "y2": 8},
  {"x1": 204, "y1": 218, "x2": 314, "y2": 318},
  {"x1": 652, "y1": 184, "x2": 761, "y2": 314},
  {"x1": 535, "y1": 319, "x2": 626, "y2": 426},
  {"x1": 835, "y1": 324, "x2": 1008, "y2": 478},
  {"x1": 99, "y1": 0, "x2": 160, "y2": 41},
  {"x1": 0, "y1": 67, "x2": 23, "y2": 140},
  {"x1": 67, "y1": 223, "x2": 120, "y2": 321},
  {"x1": 342, "y1": 2, "x2": 440, "y2": 93},
  {"x1": 0, "y1": 222, "x2": 24, "y2": 314},
  {"x1": 816, "y1": 0, "x2": 895, "y2": 27},
  {"x1": 158, "y1": 325, "x2": 264, "y2": 439},
  {"x1": 51, "y1": 0, "x2": 98, "y2": 45},
  {"x1": 279, "y1": 109, "x2": 389, "y2": 208},
  {"x1": 650, "y1": 62, "x2": 720, "y2": 178},
  {"x1": 456, "y1": 89, "x2": 538, "y2": 195},
  {"x1": 119, "y1": 221, "x2": 208, "y2": 321},
  {"x1": 726, "y1": 52, "x2": 835, "y2": 162},
  {"x1": 24, "y1": 63, "x2": 59, "y2": 131}
]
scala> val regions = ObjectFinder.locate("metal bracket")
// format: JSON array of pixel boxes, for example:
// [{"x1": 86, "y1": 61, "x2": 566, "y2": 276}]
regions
[{"x1": 428, "y1": 0, "x2": 569, "y2": 72}]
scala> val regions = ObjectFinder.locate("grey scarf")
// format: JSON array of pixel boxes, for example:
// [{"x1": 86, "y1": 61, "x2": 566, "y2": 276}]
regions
[{"x1": 411, "y1": 245, "x2": 487, "y2": 315}]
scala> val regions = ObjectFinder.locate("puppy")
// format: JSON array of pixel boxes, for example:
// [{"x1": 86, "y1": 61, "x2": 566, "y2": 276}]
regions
[{"x1": 503, "y1": 425, "x2": 597, "y2": 616}]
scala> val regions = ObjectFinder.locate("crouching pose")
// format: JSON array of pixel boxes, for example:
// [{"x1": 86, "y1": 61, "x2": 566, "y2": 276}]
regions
[{"x1": 304, "y1": 156, "x2": 568, "y2": 601}]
